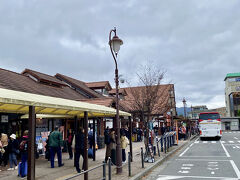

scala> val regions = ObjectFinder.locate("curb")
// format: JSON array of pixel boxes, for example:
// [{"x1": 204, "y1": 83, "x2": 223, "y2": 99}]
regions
[{"x1": 129, "y1": 135, "x2": 198, "y2": 180}]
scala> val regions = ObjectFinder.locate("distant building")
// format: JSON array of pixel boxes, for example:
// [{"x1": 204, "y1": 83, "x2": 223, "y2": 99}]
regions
[
  {"x1": 224, "y1": 73, "x2": 240, "y2": 117},
  {"x1": 188, "y1": 105, "x2": 208, "y2": 119}
]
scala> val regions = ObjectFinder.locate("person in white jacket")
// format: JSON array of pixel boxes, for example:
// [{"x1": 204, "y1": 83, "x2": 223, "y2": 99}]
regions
[{"x1": 120, "y1": 131, "x2": 129, "y2": 163}]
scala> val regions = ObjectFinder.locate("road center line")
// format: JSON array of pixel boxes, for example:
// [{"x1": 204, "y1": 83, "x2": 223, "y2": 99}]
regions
[
  {"x1": 230, "y1": 160, "x2": 240, "y2": 179},
  {"x1": 220, "y1": 140, "x2": 230, "y2": 157},
  {"x1": 179, "y1": 147, "x2": 190, "y2": 157}
]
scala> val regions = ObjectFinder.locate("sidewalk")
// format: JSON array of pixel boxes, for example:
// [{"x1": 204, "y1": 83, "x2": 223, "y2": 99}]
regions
[{"x1": 0, "y1": 137, "x2": 192, "y2": 180}]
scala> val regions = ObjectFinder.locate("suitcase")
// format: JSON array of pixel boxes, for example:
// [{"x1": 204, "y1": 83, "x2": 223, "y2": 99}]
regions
[{"x1": 18, "y1": 162, "x2": 27, "y2": 177}]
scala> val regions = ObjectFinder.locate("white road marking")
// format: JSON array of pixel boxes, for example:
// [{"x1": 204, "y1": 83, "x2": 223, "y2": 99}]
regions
[
  {"x1": 211, "y1": 171, "x2": 215, "y2": 174},
  {"x1": 208, "y1": 162, "x2": 218, "y2": 164},
  {"x1": 179, "y1": 156, "x2": 226, "y2": 158},
  {"x1": 234, "y1": 137, "x2": 238, "y2": 139},
  {"x1": 207, "y1": 167, "x2": 219, "y2": 170},
  {"x1": 229, "y1": 132, "x2": 232, "y2": 133},
  {"x1": 229, "y1": 141, "x2": 234, "y2": 143},
  {"x1": 157, "y1": 175, "x2": 238, "y2": 179},
  {"x1": 179, "y1": 147, "x2": 190, "y2": 157},
  {"x1": 230, "y1": 160, "x2": 240, "y2": 179},
  {"x1": 182, "y1": 164, "x2": 194, "y2": 167},
  {"x1": 181, "y1": 167, "x2": 191, "y2": 170},
  {"x1": 178, "y1": 170, "x2": 189, "y2": 174},
  {"x1": 190, "y1": 143, "x2": 194, "y2": 147},
  {"x1": 176, "y1": 159, "x2": 229, "y2": 162},
  {"x1": 220, "y1": 140, "x2": 230, "y2": 157},
  {"x1": 208, "y1": 164, "x2": 218, "y2": 167},
  {"x1": 194, "y1": 141, "x2": 199, "y2": 143},
  {"x1": 236, "y1": 146, "x2": 240, "y2": 149},
  {"x1": 238, "y1": 141, "x2": 240, "y2": 143},
  {"x1": 220, "y1": 141, "x2": 225, "y2": 143},
  {"x1": 203, "y1": 141, "x2": 208, "y2": 144},
  {"x1": 211, "y1": 141, "x2": 216, "y2": 143}
]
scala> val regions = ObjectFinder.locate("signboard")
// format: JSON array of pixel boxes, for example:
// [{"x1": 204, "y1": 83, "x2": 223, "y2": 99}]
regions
[{"x1": 1, "y1": 115, "x2": 8, "y2": 123}]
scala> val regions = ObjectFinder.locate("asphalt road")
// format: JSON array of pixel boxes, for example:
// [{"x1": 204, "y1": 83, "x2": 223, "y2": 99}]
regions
[{"x1": 145, "y1": 131, "x2": 240, "y2": 180}]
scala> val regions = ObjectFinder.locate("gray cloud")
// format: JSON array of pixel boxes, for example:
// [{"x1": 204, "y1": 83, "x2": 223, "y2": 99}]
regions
[{"x1": 0, "y1": 0, "x2": 240, "y2": 109}]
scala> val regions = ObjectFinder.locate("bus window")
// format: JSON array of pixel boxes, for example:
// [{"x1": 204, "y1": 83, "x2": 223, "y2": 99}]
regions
[{"x1": 199, "y1": 113, "x2": 220, "y2": 120}]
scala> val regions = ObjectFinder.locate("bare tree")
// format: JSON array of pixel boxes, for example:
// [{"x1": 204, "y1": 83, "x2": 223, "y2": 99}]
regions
[{"x1": 127, "y1": 64, "x2": 169, "y2": 151}]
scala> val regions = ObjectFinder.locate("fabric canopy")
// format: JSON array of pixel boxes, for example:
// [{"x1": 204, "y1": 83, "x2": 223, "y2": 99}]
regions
[{"x1": 0, "y1": 88, "x2": 131, "y2": 117}]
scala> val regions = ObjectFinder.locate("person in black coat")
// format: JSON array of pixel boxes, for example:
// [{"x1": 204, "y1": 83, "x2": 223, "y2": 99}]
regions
[
  {"x1": 72, "y1": 128, "x2": 85, "y2": 173},
  {"x1": 7, "y1": 134, "x2": 19, "y2": 170}
]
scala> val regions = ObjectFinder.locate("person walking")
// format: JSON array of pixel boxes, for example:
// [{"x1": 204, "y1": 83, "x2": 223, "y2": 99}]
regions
[
  {"x1": 19, "y1": 130, "x2": 28, "y2": 178},
  {"x1": 72, "y1": 128, "x2": 84, "y2": 173},
  {"x1": 1, "y1": 133, "x2": 8, "y2": 167},
  {"x1": 120, "y1": 132, "x2": 129, "y2": 163},
  {"x1": 105, "y1": 129, "x2": 116, "y2": 163},
  {"x1": 48, "y1": 126, "x2": 64, "y2": 168},
  {"x1": 67, "y1": 129, "x2": 74, "y2": 160},
  {"x1": 7, "y1": 134, "x2": 19, "y2": 170}
]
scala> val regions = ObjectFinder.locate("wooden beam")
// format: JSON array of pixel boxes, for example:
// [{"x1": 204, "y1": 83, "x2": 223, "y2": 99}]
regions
[
  {"x1": 129, "y1": 116, "x2": 133, "y2": 162},
  {"x1": 84, "y1": 111, "x2": 88, "y2": 180},
  {"x1": 28, "y1": 106, "x2": 36, "y2": 180},
  {"x1": 93, "y1": 118, "x2": 96, "y2": 161}
]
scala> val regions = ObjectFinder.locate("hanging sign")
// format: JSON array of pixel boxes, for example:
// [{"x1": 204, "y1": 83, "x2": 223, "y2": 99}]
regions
[{"x1": 1, "y1": 115, "x2": 8, "y2": 123}]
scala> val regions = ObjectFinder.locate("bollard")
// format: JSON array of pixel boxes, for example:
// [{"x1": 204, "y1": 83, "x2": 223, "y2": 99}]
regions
[
  {"x1": 164, "y1": 137, "x2": 166, "y2": 153},
  {"x1": 128, "y1": 152, "x2": 131, "y2": 177},
  {"x1": 141, "y1": 147, "x2": 144, "y2": 168},
  {"x1": 103, "y1": 161, "x2": 106, "y2": 180},
  {"x1": 167, "y1": 136, "x2": 170, "y2": 149},
  {"x1": 161, "y1": 137, "x2": 163, "y2": 152},
  {"x1": 157, "y1": 141, "x2": 160, "y2": 157},
  {"x1": 108, "y1": 157, "x2": 111, "y2": 180}
]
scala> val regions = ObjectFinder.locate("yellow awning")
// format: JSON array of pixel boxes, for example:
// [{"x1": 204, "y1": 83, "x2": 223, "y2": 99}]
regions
[{"x1": 0, "y1": 88, "x2": 131, "y2": 117}]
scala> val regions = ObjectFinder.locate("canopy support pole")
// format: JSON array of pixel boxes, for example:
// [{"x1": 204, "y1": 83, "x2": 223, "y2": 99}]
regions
[
  {"x1": 93, "y1": 118, "x2": 96, "y2": 161},
  {"x1": 84, "y1": 111, "x2": 88, "y2": 180},
  {"x1": 27, "y1": 106, "x2": 36, "y2": 180},
  {"x1": 129, "y1": 116, "x2": 133, "y2": 162}
]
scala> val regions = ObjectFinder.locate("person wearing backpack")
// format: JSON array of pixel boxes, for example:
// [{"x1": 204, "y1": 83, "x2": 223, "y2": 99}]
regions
[
  {"x1": 48, "y1": 126, "x2": 64, "y2": 168},
  {"x1": 19, "y1": 130, "x2": 28, "y2": 178}
]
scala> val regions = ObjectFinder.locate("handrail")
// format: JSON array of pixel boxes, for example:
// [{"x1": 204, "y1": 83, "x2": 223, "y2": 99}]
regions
[{"x1": 64, "y1": 163, "x2": 105, "y2": 180}]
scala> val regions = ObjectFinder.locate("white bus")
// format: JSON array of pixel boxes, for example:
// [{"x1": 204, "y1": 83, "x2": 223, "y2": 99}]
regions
[{"x1": 199, "y1": 112, "x2": 222, "y2": 140}]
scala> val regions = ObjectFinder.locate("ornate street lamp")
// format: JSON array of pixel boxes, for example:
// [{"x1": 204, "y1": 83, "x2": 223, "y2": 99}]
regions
[{"x1": 109, "y1": 27, "x2": 123, "y2": 174}]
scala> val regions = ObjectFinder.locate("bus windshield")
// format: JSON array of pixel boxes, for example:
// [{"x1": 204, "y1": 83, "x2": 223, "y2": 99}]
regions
[{"x1": 199, "y1": 113, "x2": 220, "y2": 120}]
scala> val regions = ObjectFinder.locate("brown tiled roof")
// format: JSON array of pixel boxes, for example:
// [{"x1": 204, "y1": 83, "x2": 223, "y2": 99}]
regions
[
  {"x1": 80, "y1": 98, "x2": 115, "y2": 107},
  {"x1": 119, "y1": 84, "x2": 174, "y2": 115},
  {"x1": 0, "y1": 68, "x2": 86, "y2": 100},
  {"x1": 55, "y1": 73, "x2": 103, "y2": 98},
  {"x1": 85, "y1": 81, "x2": 112, "y2": 91},
  {"x1": 22, "y1": 69, "x2": 67, "y2": 86}
]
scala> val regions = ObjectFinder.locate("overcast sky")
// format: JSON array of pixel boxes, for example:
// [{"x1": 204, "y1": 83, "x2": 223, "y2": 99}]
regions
[{"x1": 0, "y1": 0, "x2": 239, "y2": 109}]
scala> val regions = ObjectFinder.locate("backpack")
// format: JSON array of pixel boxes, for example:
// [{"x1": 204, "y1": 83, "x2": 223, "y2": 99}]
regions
[
  {"x1": 104, "y1": 132, "x2": 111, "y2": 145},
  {"x1": 19, "y1": 140, "x2": 27, "y2": 151}
]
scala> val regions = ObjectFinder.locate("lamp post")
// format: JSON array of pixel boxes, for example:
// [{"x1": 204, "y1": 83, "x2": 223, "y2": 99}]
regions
[
  {"x1": 182, "y1": 98, "x2": 187, "y2": 120},
  {"x1": 109, "y1": 27, "x2": 123, "y2": 174}
]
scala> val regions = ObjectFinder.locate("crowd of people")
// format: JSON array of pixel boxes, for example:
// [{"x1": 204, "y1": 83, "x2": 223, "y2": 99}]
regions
[{"x1": 0, "y1": 122, "x2": 198, "y2": 178}]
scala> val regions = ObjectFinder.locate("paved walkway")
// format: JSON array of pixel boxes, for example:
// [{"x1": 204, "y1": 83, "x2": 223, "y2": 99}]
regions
[{"x1": 0, "y1": 139, "x2": 187, "y2": 180}]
